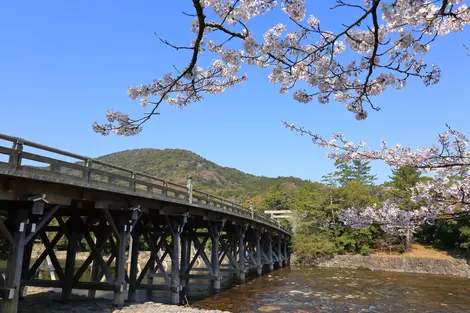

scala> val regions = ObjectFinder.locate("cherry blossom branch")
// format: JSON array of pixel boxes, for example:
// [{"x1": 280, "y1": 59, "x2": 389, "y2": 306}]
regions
[{"x1": 94, "y1": 0, "x2": 470, "y2": 135}]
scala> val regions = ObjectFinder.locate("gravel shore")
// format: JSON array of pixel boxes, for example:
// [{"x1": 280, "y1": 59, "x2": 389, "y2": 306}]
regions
[{"x1": 15, "y1": 289, "x2": 230, "y2": 313}]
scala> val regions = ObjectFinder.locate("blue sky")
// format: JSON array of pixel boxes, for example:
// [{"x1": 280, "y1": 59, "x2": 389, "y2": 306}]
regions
[{"x1": 1, "y1": 1, "x2": 469, "y2": 184}]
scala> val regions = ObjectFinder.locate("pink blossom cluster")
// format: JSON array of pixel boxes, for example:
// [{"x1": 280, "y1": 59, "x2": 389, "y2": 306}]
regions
[
  {"x1": 94, "y1": 0, "x2": 470, "y2": 135},
  {"x1": 283, "y1": 122, "x2": 470, "y2": 232}
]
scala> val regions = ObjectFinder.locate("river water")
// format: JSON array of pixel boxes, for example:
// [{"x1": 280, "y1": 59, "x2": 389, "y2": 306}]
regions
[{"x1": 191, "y1": 267, "x2": 470, "y2": 313}]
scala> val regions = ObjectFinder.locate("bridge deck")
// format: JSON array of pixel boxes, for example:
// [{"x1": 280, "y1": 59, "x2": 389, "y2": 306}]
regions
[{"x1": 0, "y1": 133, "x2": 289, "y2": 235}]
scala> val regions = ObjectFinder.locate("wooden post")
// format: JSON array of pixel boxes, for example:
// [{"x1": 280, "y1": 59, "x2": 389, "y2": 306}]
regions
[
  {"x1": 267, "y1": 234, "x2": 274, "y2": 272},
  {"x1": 283, "y1": 240, "x2": 289, "y2": 266},
  {"x1": 113, "y1": 216, "x2": 127, "y2": 307},
  {"x1": 19, "y1": 239, "x2": 33, "y2": 299},
  {"x1": 277, "y1": 237, "x2": 283, "y2": 267},
  {"x1": 180, "y1": 229, "x2": 190, "y2": 298},
  {"x1": 146, "y1": 236, "x2": 155, "y2": 301},
  {"x1": 230, "y1": 233, "x2": 236, "y2": 276},
  {"x1": 87, "y1": 220, "x2": 104, "y2": 300},
  {"x1": 255, "y1": 231, "x2": 262, "y2": 276},
  {"x1": 187, "y1": 176, "x2": 193, "y2": 204},
  {"x1": 61, "y1": 226, "x2": 78, "y2": 302},
  {"x1": 237, "y1": 227, "x2": 246, "y2": 283},
  {"x1": 210, "y1": 223, "x2": 222, "y2": 293},
  {"x1": 128, "y1": 231, "x2": 140, "y2": 302},
  {"x1": 1, "y1": 209, "x2": 28, "y2": 313},
  {"x1": 170, "y1": 219, "x2": 181, "y2": 305}
]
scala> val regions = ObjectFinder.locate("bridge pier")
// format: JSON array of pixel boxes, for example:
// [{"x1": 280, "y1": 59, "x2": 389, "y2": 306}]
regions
[
  {"x1": 112, "y1": 215, "x2": 128, "y2": 307},
  {"x1": 266, "y1": 233, "x2": 274, "y2": 272},
  {"x1": 210, "y1": 221, "x2": 223, "y2": 293},
  {"x1": 127, "y1": 229, "x2": 141, "y2": 302},
  {"x1": 237, "y1": 226, "x2": 247, "y2": 283},
  {"x1": 283, "y1": 239, "x2": 289, "y2": 266},
  {"x1": 169, "y1": 217, "x2": 184, "y2": 305},
  {"x1": 1, "y1": 208, "x2": 28, "y2": 313},
  {"x1": 180, "y1": 227, "x2": 191, "y2": 299},
  {"x1": 60, "y1": 218, "x2": 79, "y2": 303},
  {"x1": 255, "y1": 231, "x2": 262, "y2": 276}
]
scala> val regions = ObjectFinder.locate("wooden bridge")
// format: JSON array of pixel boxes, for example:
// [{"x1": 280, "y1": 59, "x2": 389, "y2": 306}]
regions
[{"x1": 0, "y1": 134, "x2": 291, "y2": 313}]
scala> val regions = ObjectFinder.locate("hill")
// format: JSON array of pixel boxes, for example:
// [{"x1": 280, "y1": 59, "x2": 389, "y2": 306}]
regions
[{"x1": 96, "y1": 148, "x2": 304, "y2": 201}]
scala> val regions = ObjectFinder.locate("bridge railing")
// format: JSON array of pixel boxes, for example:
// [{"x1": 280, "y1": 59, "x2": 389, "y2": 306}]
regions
[{"x1": 0, "y1": 133, "x2": 288, "y2": 232}]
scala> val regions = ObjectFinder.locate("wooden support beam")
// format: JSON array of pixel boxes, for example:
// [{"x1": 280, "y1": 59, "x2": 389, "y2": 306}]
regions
[
  {"x1": 191, "y1": 233, "x2": 214, "y2": 276},
  {"x1": 82, "y1": 225, "x2": 114, "y2": 284},
  {"x1": 219, "y1": 233, "x2": 239, "y2": 271},
  {"x1": 209, "y1": 221, "x2": 224, "y2": 293},
  {"x1": 277, "y1": 237, "x2": 283, "y2": 267},
  {"x1": 283, "y1": 240, "x2": 289, "y2": 266},
  {"x1": 36, "y1": 232, "x2": 65, "y2": 279},
  {"x1": 187, "y1": 235, "x2": 210, "y2": 275},
  {"x1": 74, "y1": 228, "x2": 110, "y2": 282},
  {"x1": 180, "y1": 228, "x2": 191, "y2": 298},
  {"x1": 0, "y1": 218, "x2": 13, "y2": 245},
  {"x1": 24, "y1": 205, "x2": 60, "y2": 244},
  {"x1": 60, "y1": 223, "x2": 79, "y2": 303},
  {"x1": 237, "y1": 226, "x2": 247, "y2": 283},
  {"x1": 1, "y1": 209, "x2": 28, "y2": 313},
  {"x1": 113, "y1": 215, "x2": 128, "y2": 307},
  {"x1": 167, "y1": 217, "x2": 185, "y2": 305},
  {"x1": 87, "y1": 218, "x2": 106, "y2": 300},
  {"x1": 19, "y1": 239, "x2": 33, "y2": 298},
  {"x1": 255, "y1": 231, "x2": 262, "y2": 276},
  {"x1": 128, "y1": 231, "x2": 141, "y2": 302},
  {"x1": 266, "y1": 233, "x2": 274, "y2": 272}
]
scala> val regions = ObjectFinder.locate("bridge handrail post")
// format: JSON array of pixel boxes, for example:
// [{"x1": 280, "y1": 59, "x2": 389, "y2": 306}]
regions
[
  {"x1": 8, "y1": 140, "x2": 23, "y2": 170},
  {"x1": 129, "y1": 172, "x2": 136, "y2": 191},
  {"x1": 82, "y1": 159, "x2": 92, "y2": 183},
  {"x1": 186, "y1": 176, "x2": 193, "y2": 204},
  {"x1": 163, "y1": 181, "x2": 168, "y2": 197},
  {"x1": 249, "y1": 202, "x2": 254, "y2": 219}
]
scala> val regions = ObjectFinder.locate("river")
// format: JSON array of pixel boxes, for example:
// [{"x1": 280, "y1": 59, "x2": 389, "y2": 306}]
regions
[
  {"x1": 191, "y1": 267, "x2": 470, "y2": 313},
  {"x1": 7, "y1": 265, "x2": 470, "y2": 312}
]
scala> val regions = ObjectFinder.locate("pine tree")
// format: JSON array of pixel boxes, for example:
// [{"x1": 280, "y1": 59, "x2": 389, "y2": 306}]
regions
[
  {"x1": 334, "y1": 160, "x2": 376, "y2": 186},
  {"x1": 387, "y1": 166, "x2": 422, "y2": 210}
]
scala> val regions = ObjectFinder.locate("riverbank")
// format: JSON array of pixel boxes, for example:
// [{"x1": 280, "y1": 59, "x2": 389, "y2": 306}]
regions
[{"x1": 315, "y1": 254, "x2": 470, "y2": 278}]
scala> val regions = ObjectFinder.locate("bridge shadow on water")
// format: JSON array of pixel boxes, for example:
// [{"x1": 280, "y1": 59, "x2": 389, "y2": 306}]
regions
[{"x1": 15, "y1": 268, "x2": 265, "y2": 313}]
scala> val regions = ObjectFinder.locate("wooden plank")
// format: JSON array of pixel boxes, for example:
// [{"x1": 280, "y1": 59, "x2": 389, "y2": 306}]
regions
[
  {"x1": 23, "y1": 279, "x2": 116, "y2": 291},
  {"x1": 73, "y1": 230, "x2": 110, "y2": 282},
  {"x1": 20, "y1": 151, "x2": 86, "y2": 173},
  {"x1": 128, "y1": 231, "x2": 140, "y2": 302},
  {"x1": 170, "y1": 220, "x2": 181, "y2": 305},
  {"x1": 191, "y1": 234, "x2": 214, "y2": 277},
  {"x1": 82, "y1": 229, "x2": 114, "y2": 284},
  {"x1": 0, "y1": 218, "x2": 13, "y2": 245},
  {"x1": 35, "y1": 232, "x2": 65, "y2": 280},
  {"x1": 113, "y1": 215, "x2": 127, "y2": 307},
  {"x1": 25, "y1": 205, "x2": 60, "y2": 244},
  {"x1": 129, "y1": 283, "x2": 170, "y2": 291},
  {"x1": 104, "y1": 209, "x2": 120, "y2": 239},
  {"x1": 1, "y1": 209, "x2": 28, "y2": 313},
  {"x1": 61, "y1": 230, "x2": 78, "y2": 302}
]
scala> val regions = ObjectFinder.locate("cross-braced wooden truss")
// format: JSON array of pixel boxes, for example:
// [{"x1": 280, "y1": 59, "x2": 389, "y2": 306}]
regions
[{"x1": 0, "y1": 202, "x2": 290, "y2": 313}]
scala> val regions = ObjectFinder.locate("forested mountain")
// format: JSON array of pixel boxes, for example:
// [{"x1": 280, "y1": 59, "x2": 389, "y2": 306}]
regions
[{"x1": 96, "y1": 148, "x2": 304, "y2": 201}]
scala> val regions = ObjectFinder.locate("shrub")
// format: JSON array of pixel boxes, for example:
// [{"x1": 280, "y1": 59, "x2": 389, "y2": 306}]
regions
[
  {"x1": 360, "y1": 245, "x2": 371, "y2": 255},
  {"x1": 292, "y1": 234, "x2": 337, "y2": 265}
]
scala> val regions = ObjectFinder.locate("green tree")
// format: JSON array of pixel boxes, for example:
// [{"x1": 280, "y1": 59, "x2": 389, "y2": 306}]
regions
[{"x1": 334, "y1": 160, "x2": 377, "y2": 186}]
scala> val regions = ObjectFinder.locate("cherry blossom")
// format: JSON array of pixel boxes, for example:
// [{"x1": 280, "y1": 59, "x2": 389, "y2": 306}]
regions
[
  {"x1": 94, "y1": 0, "x2": 470, "y2": 135},
  {"x1": 283, "y1": 122, "x2": 470, "y2": 231}
]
